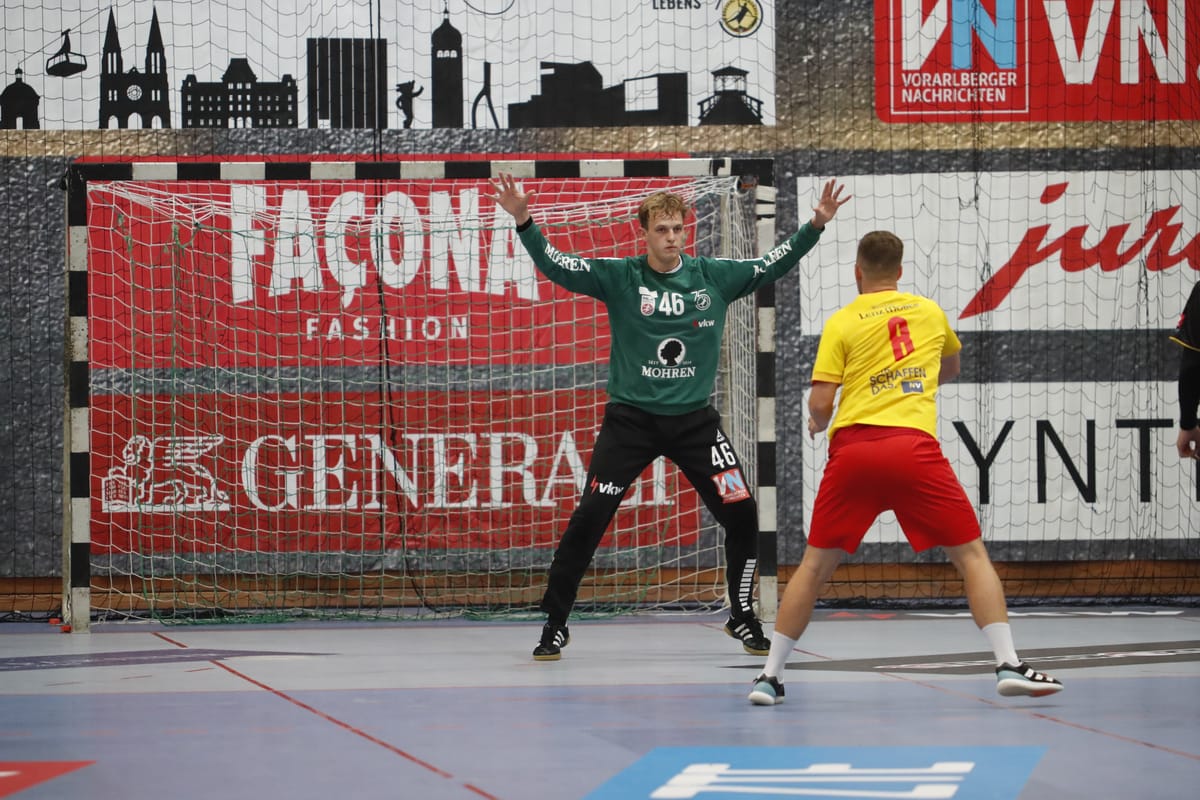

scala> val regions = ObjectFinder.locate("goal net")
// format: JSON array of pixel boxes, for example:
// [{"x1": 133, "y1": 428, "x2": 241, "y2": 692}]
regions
[{"x1": 68, "y1": 158, "x2": 766, "y2": 622}]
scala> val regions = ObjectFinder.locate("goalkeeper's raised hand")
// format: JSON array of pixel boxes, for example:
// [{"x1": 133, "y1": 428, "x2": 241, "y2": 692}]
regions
[
  {"x1": 488, "y1": 171, "x2": 535, "y2": 227},
  {"x1": 810, "y1": 179, "x2": 850, "y2": 229}
]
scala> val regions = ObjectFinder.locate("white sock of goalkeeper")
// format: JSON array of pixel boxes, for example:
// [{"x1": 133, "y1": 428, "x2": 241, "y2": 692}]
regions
[{"x1": 982, "y1": 622, "x2": 1021, "y2": 667}]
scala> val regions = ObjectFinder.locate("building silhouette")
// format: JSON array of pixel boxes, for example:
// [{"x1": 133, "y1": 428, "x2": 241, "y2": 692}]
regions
[
  {"x1": 181, "y1": 59, "x2": 297, "y2": 128},
  {"x1": 99, "y1": 7, "x2": 171, "y2": 128},
  {"x1": 431, "y1": 6, "x2": 463, "y2": 128},
  {"x1": 698, "y1": 66, "x2": 763, "y2": 125},
  {"x1": 307, "y1": 38, "x2": 387, "y2": 129},
  {"x1": 508, "y1": 62, "x2": 687, "y2": 127},
  {"x1": 0, "y1": 69, "x2": 40, "y2": 129}
]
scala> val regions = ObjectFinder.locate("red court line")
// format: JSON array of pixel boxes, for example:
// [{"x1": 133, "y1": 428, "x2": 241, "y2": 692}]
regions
[
  {"x1": 152, "y1": 631, "x2": 501, "y2": 799},
  {"x1": 154, "y1": 632, "x2": 188, "y2": 649}
]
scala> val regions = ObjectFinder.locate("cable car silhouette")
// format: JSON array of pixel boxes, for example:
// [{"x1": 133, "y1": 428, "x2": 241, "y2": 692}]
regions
[{"x1": 46, "y1": 30, "x2": 87, "y2": 77}]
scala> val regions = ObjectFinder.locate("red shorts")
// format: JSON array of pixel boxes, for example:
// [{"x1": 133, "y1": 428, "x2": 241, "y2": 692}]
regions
[{"x1": 808, "y1": 425, "x2": 981, "y2": 553}]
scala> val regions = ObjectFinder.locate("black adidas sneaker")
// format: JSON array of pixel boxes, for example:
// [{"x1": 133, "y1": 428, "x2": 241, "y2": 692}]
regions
[
  {"x1": 724, "y1": 615, "x2": 770, "y2": 655},
  {"x1": 532, "y1": 622, "x2": 570, "y2": 661}
]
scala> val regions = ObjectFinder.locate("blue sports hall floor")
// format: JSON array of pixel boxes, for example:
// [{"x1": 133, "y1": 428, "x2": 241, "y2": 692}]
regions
[{"x1": 2, "y1": 606, "x2": 1198, "y2": 799}]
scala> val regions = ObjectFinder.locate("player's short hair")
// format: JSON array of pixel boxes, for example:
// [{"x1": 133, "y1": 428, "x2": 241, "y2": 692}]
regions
[
  {"x1": 638, "y1": 192, "x2": 689, "y2": 229},
  {"x1": 856, "y1": 231, "x2": 904, "y2": 278}
]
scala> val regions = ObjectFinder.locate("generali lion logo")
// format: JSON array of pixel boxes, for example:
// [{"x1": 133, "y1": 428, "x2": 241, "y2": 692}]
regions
[{"x1": 101, "y1": 435, "x2": 231, "y2": 512}]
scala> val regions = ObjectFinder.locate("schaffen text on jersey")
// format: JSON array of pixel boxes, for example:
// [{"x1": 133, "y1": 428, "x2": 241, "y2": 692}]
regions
[
  {"x1": 543, "y1": 243, "x2": 591, "y2": 272},
  {"x1": 869, "y1": 365, "x2": 927, "y2": 394}
]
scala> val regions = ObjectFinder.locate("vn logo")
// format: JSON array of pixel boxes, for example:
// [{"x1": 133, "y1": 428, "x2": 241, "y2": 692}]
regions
[
  {"x1": 711, "y1": 468, "x2": 750, "y2": 503},
  {"x1": 590, "y1": 477, "x2": 626, "y2": 496},
  {"x1": 102, "y1": 435, "x2": 231, "y2": 512},
  {"x1": 877, "y1": 0, "x2": 1200, "y2": 123}
]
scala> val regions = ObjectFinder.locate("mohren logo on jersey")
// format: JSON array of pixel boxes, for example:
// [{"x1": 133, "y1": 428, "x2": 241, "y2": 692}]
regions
[
  {"x1": 643, "y1": 338, "x2": 697, "y2": 378},
  {"x1": 761, "y1": 238, "x2": 793, "y2": 267}
]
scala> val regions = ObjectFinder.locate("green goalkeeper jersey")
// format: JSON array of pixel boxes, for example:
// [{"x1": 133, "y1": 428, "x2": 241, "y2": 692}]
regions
[{"x1": 518, "y1": 219, "x2": 823, "y2": 415}]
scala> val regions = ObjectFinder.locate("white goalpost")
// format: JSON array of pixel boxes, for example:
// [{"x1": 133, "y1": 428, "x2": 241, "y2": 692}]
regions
[{"x1": 62, "y1": 156, "x2": 778, "y2": 628}]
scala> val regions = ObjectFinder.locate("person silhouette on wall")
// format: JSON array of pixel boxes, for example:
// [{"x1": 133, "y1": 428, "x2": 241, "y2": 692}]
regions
[{"x1": 395, "y1": 81, "x2": 424, "y2": 129}]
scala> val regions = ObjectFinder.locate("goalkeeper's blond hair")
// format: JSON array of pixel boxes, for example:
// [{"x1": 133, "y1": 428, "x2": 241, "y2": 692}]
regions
[{"x1": 638, "y1": 192, "x2": 689, "y2": 229}]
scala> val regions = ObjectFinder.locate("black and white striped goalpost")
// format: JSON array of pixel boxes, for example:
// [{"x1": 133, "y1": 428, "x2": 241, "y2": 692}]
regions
[{"x1": 751, "y1": 176, "x2": 779, "y2": 621}]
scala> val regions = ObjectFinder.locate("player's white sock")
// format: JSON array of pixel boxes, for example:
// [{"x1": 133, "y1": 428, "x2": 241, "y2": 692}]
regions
[
  {"x1": 982, "y1": 622, "x2": 1020, "y2": 666},
  {"x1": 762, "y1": 632, "x2": 798, "y2": 678}
]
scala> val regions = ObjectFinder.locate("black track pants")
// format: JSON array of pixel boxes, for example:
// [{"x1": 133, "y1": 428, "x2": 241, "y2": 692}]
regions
[{"x1": 539, "y1": 402, "x2": 759, "y2": 624}]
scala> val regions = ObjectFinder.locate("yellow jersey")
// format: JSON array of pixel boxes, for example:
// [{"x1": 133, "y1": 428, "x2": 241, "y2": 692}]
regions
[{"x1": 812, "y1": 290, "x2": 961, "y2": 439}]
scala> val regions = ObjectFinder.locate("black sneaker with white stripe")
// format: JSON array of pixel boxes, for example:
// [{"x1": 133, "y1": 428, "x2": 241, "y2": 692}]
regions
[
  {"x1": 532, "y1": 622, "x2": 570, "y2": 661},
  {"x1": 724, "y1": 614, "x2": 770, "y2": 655},
  {"x1": 995, "y1": 661, "x2": 1063, "y2": 697}
]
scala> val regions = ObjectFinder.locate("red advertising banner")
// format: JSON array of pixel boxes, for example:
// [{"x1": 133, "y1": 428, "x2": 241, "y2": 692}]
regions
[
  {"x1": 87, "y1": 177, "x2": 693, "y2": 369},
  {"x1": 90, "y1": 392, "x2": 702, "y2": 553},
  {"x1": 875, "y1": 0, "x2": 1200, "y2": 122},
  {"x1": 88, "y1": 174, "x2": 710, "y2": 554}
]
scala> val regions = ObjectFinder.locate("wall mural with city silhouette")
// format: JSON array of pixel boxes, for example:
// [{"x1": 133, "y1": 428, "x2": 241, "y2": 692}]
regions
[{"x1": 2, "y1": 0, "x2": 775, "y2": 130}]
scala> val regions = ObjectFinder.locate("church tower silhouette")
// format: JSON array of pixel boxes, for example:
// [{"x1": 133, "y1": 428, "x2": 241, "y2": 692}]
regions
[
  {"x1": 431, "y1": 5, "x2": 463, "y2": 128},
  {"x1": 99, "y1": 7, "x2": 171, "y2": 128}
]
